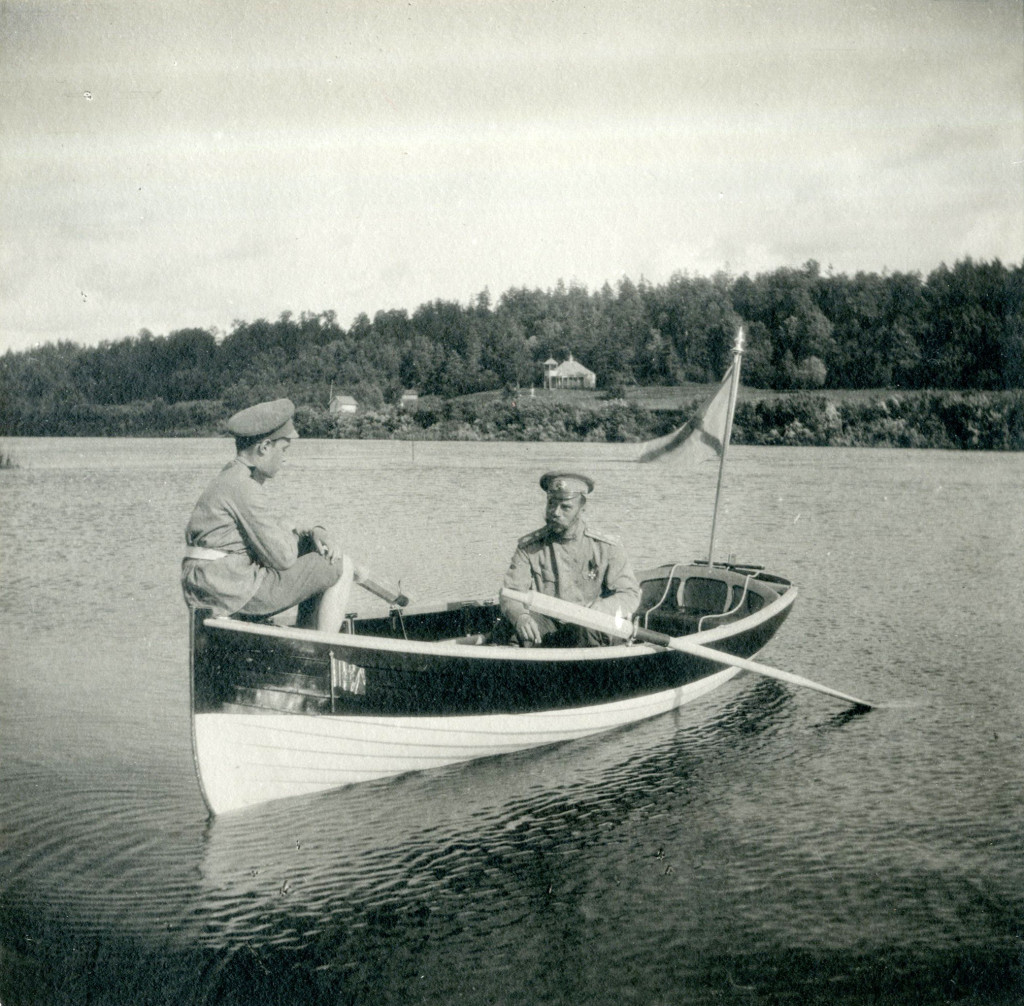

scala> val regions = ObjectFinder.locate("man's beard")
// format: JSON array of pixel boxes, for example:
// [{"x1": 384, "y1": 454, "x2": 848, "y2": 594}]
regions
[{"x1": 547, "y1": 515, "x2": 578, "y2": 539}]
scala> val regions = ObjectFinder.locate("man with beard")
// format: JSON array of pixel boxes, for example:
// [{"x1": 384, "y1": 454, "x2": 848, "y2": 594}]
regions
[{"x1": 499, "y1": 472, "x2": 641, "y2": 647}]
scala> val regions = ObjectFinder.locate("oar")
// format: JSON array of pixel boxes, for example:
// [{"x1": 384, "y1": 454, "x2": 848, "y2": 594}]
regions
[
  {"x1": 353, "y1": 563, "x2": 409, "y2": 607},
  {"x1": 500, "y1": 587, "x2": 874, "y2": 711}
]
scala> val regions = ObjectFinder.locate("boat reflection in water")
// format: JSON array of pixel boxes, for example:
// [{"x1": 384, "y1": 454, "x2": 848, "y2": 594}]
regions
[{"x1": 0, "y1": 676, "x2": 792, "y2": 1006}]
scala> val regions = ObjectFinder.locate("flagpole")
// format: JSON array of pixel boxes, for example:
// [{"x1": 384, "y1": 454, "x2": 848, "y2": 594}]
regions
[{"x1": 706, "y1": 326, "x2": 744, "y2": 567}]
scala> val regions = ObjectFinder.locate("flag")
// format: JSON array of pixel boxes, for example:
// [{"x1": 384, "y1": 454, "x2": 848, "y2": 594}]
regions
[{"x1": 636, "y1": 364, "x2": 735, "y2": 464}]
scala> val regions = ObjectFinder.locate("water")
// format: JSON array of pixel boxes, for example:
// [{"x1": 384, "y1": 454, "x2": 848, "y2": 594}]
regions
[{"x1": 1, "y1": 438, "x2": 1022, "y2": 1005}]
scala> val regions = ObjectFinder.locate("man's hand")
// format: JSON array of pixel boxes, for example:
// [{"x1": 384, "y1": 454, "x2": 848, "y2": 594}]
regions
[
  {"x1": 311, "y1": 527, "x2": 344, "y2": 563},
  {"x1": 514, "y1": 612, "x2": 543, "y2": 646}
]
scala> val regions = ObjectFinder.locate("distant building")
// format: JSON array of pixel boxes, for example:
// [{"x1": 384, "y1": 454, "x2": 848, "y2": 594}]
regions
[
  {"x1": 542, "y1": 353, "x2": 596, "y2": 390},
  {"x1": 329, "y1": 394, "x2": 358, "y2": 415},
  {"x1": 400, "y1": 389, "x2": 419, "y2": 410}
]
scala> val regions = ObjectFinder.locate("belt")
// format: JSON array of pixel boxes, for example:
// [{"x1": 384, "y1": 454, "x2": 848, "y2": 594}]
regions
[{"x1": 184, "y1": 545, "x2": 231, "y2": 561}]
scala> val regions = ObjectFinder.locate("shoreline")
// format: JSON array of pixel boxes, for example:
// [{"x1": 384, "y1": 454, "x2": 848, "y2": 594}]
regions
[{"x1": 2, "y1": 389, "x2": 1022, "y2": 451}]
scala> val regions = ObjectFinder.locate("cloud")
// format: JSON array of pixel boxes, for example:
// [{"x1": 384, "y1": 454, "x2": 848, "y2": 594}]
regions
[{"x1": 1, "y1": 0, "x2": 1021, "y2": 351}]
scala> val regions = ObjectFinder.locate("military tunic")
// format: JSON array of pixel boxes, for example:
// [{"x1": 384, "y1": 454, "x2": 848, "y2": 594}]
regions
[
  {"x1": 181, "y1": 457, "x2": 313, "y2": 615},
  {"x1": 499, "y1": 520, "x2": 641, "y2": 630}
]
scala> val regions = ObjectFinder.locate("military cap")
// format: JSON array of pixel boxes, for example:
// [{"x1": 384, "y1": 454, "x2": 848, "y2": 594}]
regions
[
  {"x1": 227, "y1": 398, "x2": 299, "y2": 439},
  {"x1": 539, "y1": 471, "x2": 594, "y2": 499}
]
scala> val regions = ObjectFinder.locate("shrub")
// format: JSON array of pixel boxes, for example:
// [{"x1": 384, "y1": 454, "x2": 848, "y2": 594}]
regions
[
  {"x1": 294, "y1": 404, "x2": 334, "y2": 438},
  {"x1": 794, "y1": 356, "x2": 827, "y2": 389}
]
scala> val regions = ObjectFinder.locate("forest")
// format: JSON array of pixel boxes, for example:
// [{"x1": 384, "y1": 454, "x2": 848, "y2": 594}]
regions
[{"x1": 1, "y1": 257, "x2": 1021, "y2": 442}]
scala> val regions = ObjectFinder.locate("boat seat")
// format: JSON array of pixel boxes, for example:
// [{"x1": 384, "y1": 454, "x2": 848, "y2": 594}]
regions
[
  {"x1": 639, "y1": 576, "x2": 769, "y2": 636},
  {"x1": 638, "y1": 576, "x2": 683, "y2": 611},
  {"x1": 678, "y1": 576, "x2": 730, "y2": 614}
]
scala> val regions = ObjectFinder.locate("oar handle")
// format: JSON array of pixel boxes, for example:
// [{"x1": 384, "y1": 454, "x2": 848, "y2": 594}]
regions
[{"x1": 353, "y1": 563, "x2": 409, "y2": 607}]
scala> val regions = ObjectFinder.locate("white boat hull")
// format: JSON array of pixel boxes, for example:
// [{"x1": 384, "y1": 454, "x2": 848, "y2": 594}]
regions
[{"x1": 193, "y1": 666, "x2": 740, "y2": 815}]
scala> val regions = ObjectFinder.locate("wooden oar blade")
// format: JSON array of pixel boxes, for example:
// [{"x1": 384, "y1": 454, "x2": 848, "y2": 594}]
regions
[{"x1": 722, "y1": 660, "x2": 873, "y2": 710}]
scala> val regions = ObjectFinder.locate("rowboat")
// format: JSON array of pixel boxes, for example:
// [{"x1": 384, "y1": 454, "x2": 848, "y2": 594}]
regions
[
  {"x1": 189, "y1": 560, "x2": 797, "y2": 815},
  {"x1": 187, "y1": 328, "x2": 877, "y2": 816}
]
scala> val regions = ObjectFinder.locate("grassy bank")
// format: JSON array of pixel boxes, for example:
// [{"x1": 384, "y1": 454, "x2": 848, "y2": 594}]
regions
[
  {"x1": 1, "y1": 389, "x2": 1021, "y2": 450},
  {"x1": 318, "y1": 389, "x2": 1024, "y2": 451}
]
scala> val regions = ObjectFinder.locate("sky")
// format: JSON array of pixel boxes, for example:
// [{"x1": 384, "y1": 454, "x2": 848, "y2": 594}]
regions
[{"x1": 1, "y1": 0, "x2": 1022, "y2": 353}]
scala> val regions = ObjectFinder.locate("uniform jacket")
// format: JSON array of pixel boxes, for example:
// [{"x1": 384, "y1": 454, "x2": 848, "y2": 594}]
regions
[
  {"x1": 500, "y1": 519, "x2": 641, "y2": 625},
  {"x1": 181, "y1": 458, "x2": 310, "y2": 615}
]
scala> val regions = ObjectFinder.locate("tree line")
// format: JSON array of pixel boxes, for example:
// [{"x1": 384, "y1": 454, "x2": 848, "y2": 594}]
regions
[{"x1": 1, "y1": 257, "x2": 1021, "y2": 437}]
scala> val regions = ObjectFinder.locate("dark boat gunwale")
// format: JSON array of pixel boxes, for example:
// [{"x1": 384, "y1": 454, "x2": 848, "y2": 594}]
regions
[
  {"x1": 196, "y1": 561, "x2": 794, "y2": 665},
  {"x1": 190, "y1": 562, "x2": 797, "y2": 723}
]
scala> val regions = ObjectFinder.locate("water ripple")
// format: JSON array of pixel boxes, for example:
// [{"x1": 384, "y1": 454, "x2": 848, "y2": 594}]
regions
[{"x1": 2, "y1": 441, "x2": 1023, "y2": 1005}]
